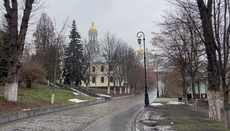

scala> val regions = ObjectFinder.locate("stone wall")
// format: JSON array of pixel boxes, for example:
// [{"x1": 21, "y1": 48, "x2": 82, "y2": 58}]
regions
[{"x1": 0, "y1": 98, "x2": 105, "y2": 123}]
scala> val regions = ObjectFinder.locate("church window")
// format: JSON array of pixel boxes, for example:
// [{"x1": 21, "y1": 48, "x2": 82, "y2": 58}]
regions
[
  {"x1": 92, "y1": 66, "x2": 95, "y2": 72},
  {"x1": 110, "y1": 77, "x2": 113, "y2": 82},
  {"x1": 101, "y1": 65, "x2": 104, "y2": 72},
  {"x1": 101, "y1": 77, "x2": 104, "y2": 83},
  {"x1": 92, "y1": 77, "x2": 96, "y2": 83}
]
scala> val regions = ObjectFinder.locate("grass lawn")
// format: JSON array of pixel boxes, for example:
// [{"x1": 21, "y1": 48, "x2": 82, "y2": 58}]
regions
[{"x1": 0, "y1": 83, "x2": 97, "y2": 114}]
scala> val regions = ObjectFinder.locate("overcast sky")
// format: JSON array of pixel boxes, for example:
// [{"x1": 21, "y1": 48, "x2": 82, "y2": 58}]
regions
[{"x1": 42, "y1": 0, "x2": 169, "y2": 51}]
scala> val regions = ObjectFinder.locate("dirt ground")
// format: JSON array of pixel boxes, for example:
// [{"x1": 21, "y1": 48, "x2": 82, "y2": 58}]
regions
[{"x1": 135, "y1": 100, "x2": 230, "y2": 131}]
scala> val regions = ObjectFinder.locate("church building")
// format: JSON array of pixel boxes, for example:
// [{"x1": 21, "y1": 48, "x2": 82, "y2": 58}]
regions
[{"x1": 82, "y1": 22, "x2": 126, "y2": 94}]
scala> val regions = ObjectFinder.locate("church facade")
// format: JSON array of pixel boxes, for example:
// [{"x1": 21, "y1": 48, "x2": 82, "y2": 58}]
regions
[{"x1": 81, "y1": 23, "x2": 125, "y2": 92}]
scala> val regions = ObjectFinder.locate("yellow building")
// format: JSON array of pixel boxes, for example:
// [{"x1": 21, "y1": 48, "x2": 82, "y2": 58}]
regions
[{"x1": 82, "y1": 23, "x2": 126, "y2": 94}]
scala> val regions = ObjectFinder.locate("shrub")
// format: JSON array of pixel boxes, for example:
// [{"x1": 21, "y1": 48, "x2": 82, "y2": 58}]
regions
[{"x1": 20, "y1": 61, "x2": 47, "y2": 88}]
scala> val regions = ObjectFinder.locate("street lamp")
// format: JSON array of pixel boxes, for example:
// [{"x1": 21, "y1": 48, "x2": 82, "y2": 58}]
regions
[
  {"x1": 156, "y1": 65, "x2": 159, "y2": 98},
  {"x1": 137, "y1": 31, "x2": 149, "y2": 107},
  {"x1": 51, "y1": 45, "x2": 59, "y2": 104}
]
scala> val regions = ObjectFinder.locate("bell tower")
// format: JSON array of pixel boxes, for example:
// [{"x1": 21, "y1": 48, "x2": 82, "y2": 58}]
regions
[{"x1": 88, "y1": 22, "x2": 98, "y2": 46}]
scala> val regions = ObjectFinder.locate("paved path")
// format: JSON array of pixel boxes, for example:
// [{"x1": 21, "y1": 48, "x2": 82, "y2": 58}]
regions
[
  {"x1": 84, "y1": 90, "x2": 156, "y2": 131},
  {"x1": 0, "y1": 90, "x2": 156, "y2": 131}
]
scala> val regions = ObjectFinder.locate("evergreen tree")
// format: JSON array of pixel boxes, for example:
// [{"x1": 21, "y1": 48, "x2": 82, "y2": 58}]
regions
[
  {"x1": 0, "y1": 30, "x2": 9, "y2": 80},
  {"x1": 64, "y1": 20, "x2": 83, "y2": 85}
]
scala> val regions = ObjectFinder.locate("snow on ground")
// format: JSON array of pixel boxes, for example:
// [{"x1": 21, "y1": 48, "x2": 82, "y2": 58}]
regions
[
  {"x1": 22, "y1": 108, "x2": 30, "y2": 111},
  {"x1": 151, "y1": 103, "x2": 163, "y2": 106},
  {"x1": 73, "y1": 92, "x2": 79, "y2": 96},
  {"x1": 167, "y1": 101, "x2": 185, "y2": 105},
  {"x1": 69, "y1": 98, "x2": 88, "y2": 103},
  {"x1": 94, "y1": 97, "x2": 101, "y2": 99},
  {"x1": 70, "y1": 88, "x2": 90, "y2": 97},
  {"x1": 96, "y1": 93, "x2": 111, "y2": 98}
]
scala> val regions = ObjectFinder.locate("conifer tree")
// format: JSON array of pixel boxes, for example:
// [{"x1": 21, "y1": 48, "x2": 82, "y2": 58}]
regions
[
  {"x1": 64, "y1": 20, "x2": 83, "y2": 85},
  {"x1": 0, "y1": 30, "x2": 9, "y2": 80}
]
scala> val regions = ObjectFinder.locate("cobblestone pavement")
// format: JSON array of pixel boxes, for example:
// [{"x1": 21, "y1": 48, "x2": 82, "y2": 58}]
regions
[{"x1": 0, "y1": 92, "x2": 154, "y2": 131}]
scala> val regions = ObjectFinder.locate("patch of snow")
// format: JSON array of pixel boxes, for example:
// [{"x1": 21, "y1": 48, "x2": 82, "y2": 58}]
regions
[
  {"x1": 156, "y1": 125, "x2": 173, "y2": 131},
  {"x1": 95, "y1": 97, "x2": 101, "y2": 99},
  {"x1": 73, "y1": 92, "x2": 79, "y2": 96},
  {"x1": 69, "y1": 88, "x2": 102, "y2": 100},
  {"x1": 22, "y1": 108, "x2": 30, "y2": 111},
  {"x1": 151, "y1": 103, "x2": 163, "y2": 106},
  {"x1": 69, "y1": 98, "x2": 88, "y2": 103},
  {"x1": 96, "y1": 93, "x2": 111, "y2": 98},
  {"x1": 167, "y1": 101, "x2": 185, "y2": 105}
]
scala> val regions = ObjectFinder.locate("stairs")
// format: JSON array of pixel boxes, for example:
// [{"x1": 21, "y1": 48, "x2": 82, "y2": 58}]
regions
[{"x1": 44, "y1": 80, "x2": 100, "y2": 98}]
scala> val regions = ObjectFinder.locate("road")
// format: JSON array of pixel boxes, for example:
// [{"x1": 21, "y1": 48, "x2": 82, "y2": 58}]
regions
[
  {"x1": 0, "y1": 89, "x2": 156, "y2": 131},
  {"x1": 84, "y1": 89, "x2": 156, "y2": 131}
]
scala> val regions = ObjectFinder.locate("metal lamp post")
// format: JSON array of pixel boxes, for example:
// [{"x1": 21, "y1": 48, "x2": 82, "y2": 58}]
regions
[
  {"x1": 156, "y1": 65, "x2": 159, "y2": 98},
  {"x1": 51, "y1": 46, "x2": 59, "y2": 104},
  {"x1": 137, "y1": 31, "x2": 149, "y2": 107}
]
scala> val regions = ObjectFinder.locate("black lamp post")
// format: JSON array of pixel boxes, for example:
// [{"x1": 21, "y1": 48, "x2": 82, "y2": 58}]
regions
[
  {"x1": 137, "y1": 31, "x2": 149, "y2": 107},
  {"x1": 156, "y1": 66, "x2": 159, "y2": 98}
]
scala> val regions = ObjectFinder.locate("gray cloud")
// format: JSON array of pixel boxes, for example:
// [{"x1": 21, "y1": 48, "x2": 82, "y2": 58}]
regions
[{"x1": 44, "y1": 0, "x2": 169, "y2": 50}]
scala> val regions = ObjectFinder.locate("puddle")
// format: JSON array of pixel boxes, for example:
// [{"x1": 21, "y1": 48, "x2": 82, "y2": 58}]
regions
[{"x1": 135, "y1": 110, "x2": 173, "y2": 131}]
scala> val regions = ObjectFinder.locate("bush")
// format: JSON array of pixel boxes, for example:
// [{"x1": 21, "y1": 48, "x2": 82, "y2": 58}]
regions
[{"x1": 20, "y1": 61, "x2": 46, "y2": 88}]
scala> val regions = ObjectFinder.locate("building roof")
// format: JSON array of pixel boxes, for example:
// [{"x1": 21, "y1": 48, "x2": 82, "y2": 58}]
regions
[
  {"x1": 89, "y1": 22, "x2": 97, "y2": 31},
  {"x1": 92, "y1": 54, "x2": 106, "y2": 64}
]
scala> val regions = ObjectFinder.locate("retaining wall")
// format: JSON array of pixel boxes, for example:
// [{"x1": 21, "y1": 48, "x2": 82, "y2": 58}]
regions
[{"x1": 0, "y1": 98, "x2": 105, "y2": 124}]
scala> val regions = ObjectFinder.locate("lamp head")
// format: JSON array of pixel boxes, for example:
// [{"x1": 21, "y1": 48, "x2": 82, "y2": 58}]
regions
[{"x1": 137, "y1": 38, "x2": 141, "y2": 45}]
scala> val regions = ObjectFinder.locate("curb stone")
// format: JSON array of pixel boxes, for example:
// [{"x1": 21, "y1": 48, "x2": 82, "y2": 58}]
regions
[{"x1": 111, "y1": 94, "x2": 135, "y2": 100}]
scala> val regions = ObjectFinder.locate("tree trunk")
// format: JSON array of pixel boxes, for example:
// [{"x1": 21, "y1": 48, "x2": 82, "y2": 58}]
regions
[
  {"x1": 114, "y1": 87, "x2": 116, "y2": 95},
  {"x1": 108, "y1": 75, "x2": 110, "y2": 94},
  {"x1": 181, "y1": 70, "x2": 188, "y2": 105},
  {"x1": 4, "y1": 0, "x2": 34, "y2": 101},
  {"x1": 107, "y1": 86, "x2": 110, "y2": 94},
  {"x1": 222, "y1": 78, "x2": 230, "y2": 128},
  {"x1": 26, "y1": 80, "x2": 32, "y2": 88},
  {"x1": 197, "y1": 0, "x2": 221, "y2": 121},
  {"x1": 225, "y1": 110, "x2": 230, "y2": 129},
  {"x1": 4, "y1": 55, "x2": 21, "y2": 101},
  {"x1": 182, "y1": 89, "x2": 188, "y2": 105},
  {"x1": 4, "y1": 82, "x2": 18, "y2": 101},
  {"x1": 207, "y1": 90, "x2": 221, "y2": 121},
  {"x1": 191, "y1": 81, "x2": 197, "y2": 111}
]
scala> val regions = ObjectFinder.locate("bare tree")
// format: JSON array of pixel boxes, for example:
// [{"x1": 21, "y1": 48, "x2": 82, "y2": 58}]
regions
[
  {"x1": 82, "y1": 38, "x2": 99, "y2": 89},
  {"x1": 101, "y1": 32, "x2": 120, "y2": 94},
  {"x1": 153, "y1": 1, "x2": 207, "y2": 112},
  {"x1": 166, "y1": 10, "x2": 204, "y2": 110},
  {"x1": 32, "y1": 13, "x2": 57, "y2": 82},
  {"x1": 173, "y1": 0, "x2": 227, "y2": 123},
  {"x1": 152, "y1": 29, "x2": 190, "y2": 105},
  {"x1": 3, "y1": 0, "x2": 36, "y2": 101},
  {"x1": 196, "y1": 0, "x2": 230, "y2": 127},
  {"x1": 32, "y1": 13, "x2": 68, "y2": 83},
  {"x1": 20, "y1": 61, "x2": 46, "y2": 88}
]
